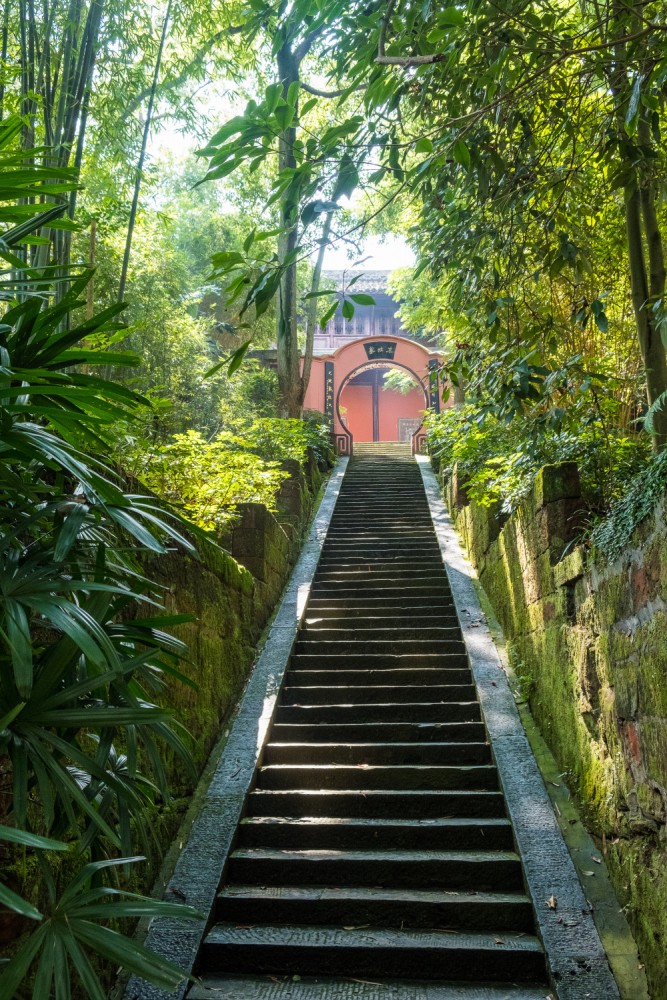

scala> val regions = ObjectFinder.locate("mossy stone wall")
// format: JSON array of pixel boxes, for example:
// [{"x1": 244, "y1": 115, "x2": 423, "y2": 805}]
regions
[
  {"x1": 445, "y1": 463, "x2": 667, "y2": 998},
  {"x1": 145, "y1": 448, "x2": 323, "y2": 779}
]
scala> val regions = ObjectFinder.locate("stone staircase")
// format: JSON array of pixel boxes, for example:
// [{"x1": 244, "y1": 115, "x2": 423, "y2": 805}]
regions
[{"x1": 189, "y1": 452, "x2": 551, "y2": 997}]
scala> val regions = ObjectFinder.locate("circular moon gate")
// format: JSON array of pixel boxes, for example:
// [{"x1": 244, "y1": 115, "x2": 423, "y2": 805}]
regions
[{"x1": 336, "y1": 360, "x2": 430, "y2": 449}]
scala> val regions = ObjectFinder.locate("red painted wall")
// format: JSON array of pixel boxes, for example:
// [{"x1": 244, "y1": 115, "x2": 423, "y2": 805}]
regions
[
  {"x1": 340, "y1": 384, "x2": 373, "y2": 441},
  {"x1": 378, "y1": 385, "x2": 426, "y2": 441}
]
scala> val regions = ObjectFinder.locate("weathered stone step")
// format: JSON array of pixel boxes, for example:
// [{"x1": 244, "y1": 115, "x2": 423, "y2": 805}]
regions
[
  {"x1": 326, "y1": 527, "x2": 436, "y2": 535},
  {"x1": 302, "y1": 615, "x2": 460, "y2": 630},
  {"x1": 333, "y1": 504, "x2": 430, "y2": 512},
  {"x1": 189, "y1": 975, "x2": 551, "y2": 999},
  {"x1": 333, "y1": 512, "x2": 429, "y2": 528},
  {"x1": 245, "y1": 788, "x2": 506, "y2": 819},
  {"x1": 306, "y1": 599, "x2": 457, "y2": 613},
  {"x1": 305, "y1": 600, "x2": 457, "y2": 615},
  {"x1": 262, "y1": 741, "x2": 491, "y2": 766},
  {"x1": 309, "y1": 585, "x2": 454, "y2": 600},
  {"x1": 216, "y1": 884, "x2": 532, "y2": 931},
  {"x1": 269, "y1": 721, "x2": 488, "y2": 744},
  {"x1": 322, "y1": 536, "x2": 438, "y2": 545},
  {"x1": 236, "y1": 816, "x2": 511, "y2": 852},
  {"x1": 322, "y1": 548, "x2": 439, "y2": 557},
  {"x1": 295, "y1": 639, "x2": 466, "y2": 656},
  {"x1": 286, "y1": 668, "x2": 471, "y2": 685},
  {"x1": 329, "y1": 517, "x2": 434, "y2": 526},
  {"x1": 299, "y1": 627, "x2": 462, "y2": 642},
  {"x1": 323, "y1": 535, "x2": 438, "y2": 544},
  {"x1": 274, "y1": 701, "x2": 481, "y2": 725},
  {"x1": 226, "y1": 848, "x2": 523, "y2": 892},
  {"x1": 311, "y1": 572, "x2": 450, "y2": 585},
  {"x1": 256, "y1": 763, "x2": 498, "y2": 792},
  {"x1": 314, "y1": 569, "x2": 447, "y2": 583},
  {"x1": 317, "y1": 560, "x2": 444, "y2": 572},
  {"x1": 281, "y1": 683, "x2": 475, "y2": 705},
  {"x1": 288, "y1": 653, "x2": 469, "y2": 670},
  {"x1": 201, "y1": 924, "x2": 545, "y2": 982}
]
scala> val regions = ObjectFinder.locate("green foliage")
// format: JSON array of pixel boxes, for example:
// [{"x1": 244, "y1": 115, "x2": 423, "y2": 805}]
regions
[
  {"x1": 123, "y1": 412, "x2": 331, "y2": 536},
  {"x1": 217, "y1": 361, "x2": 281, "y2": 434},
  {"x1": 589, "y1": 452, "x2": 667, "y2": 561},
  {"x1": 382, "y1": 369, "x2": 418, "y2": 396},
  {"x1": 245, "y1": 417, "x2": 332, "y2": 466},
  {"x1": 0, "y1": 129, "x2": 198, "y2": 994},
  {"x1": 0, "y1": 857, "x2": 200, "y2": 1000},
  {"x1": 129, "y1": 429, "x2": 289, "y2": 533},
  {"x1": 427, "y1": 400, "x2": 650, "y2": 516}
]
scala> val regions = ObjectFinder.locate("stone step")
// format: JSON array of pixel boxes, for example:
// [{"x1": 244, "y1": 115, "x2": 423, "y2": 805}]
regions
[
  {"x1": 236, "y1": 815, "x2": 511, "y2": 851},
  {"x1": 311, "y1": 572, "x2": 450, "y2": 585},
  {"x1": 318, "y1": 553, "x2": 443, "y2": 563},
  {"x1": 325, "y1": 527, "x2": 436, "y2": 535},
  {"x1": 295, "y1": 639, "x2": 466, "y2": 656},
  {"x1": 299, "y1": 627, "x2": 462, "y2": 641},
  {"x1": 331, "y1": 511, "x2": 432, "y2": 536},
  {"x1": 256, "y1": 763, "x2": 498, "y2": 792},
  {"x1": 263, "y1": 741, "x2": 491, "y2": 766},
  {"x1": 288, "y1": 653, "x2": 469, "y2": 670},
  {"x1": 309, "y1": 585, "x2": 454, "y2": 599},
  {"x1": 201, "y1": 924, "x2": 546, "y2": 982},
  {"x1": 274, "y1": 701, "x2": 481, "y2": 725},
  {"x1": 316, "y1": 561, "x2": 445, "y2": 573},
  {"x1": 269, "y1": 721, "x2": 488, "y2": 744},
  {"x1": 302, "y1": 615, "x2": 461, "y2": 629},
  {"x1": 322, "y1": 536, "x2": 439, "y2": 545},
  {"x1": 216, "y1": 883, "x2": 532, "y2": 931},
  {"x1": 245, "y1": 788, "x2": 507, "y2": 819},
  {"x1": 189, "y1": 975, "x2": 551, "y2": 999},
  {"x1": 305, "y1": 598, "x2": 457, "y2": 612},
  {"x1": 226, "y1": 848, "x2": 523, "y2": 892},
  {"x1": 286, "y1": 668, "x2": 471, "y2": 685},
  {"x1": 281, "y1": 684, "x2": 476, "y2": 706}
]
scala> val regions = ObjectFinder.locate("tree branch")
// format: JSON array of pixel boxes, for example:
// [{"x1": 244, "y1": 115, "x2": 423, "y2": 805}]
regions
[
  {"x1": 300, "y1": 211, "x2": 333, "y2": 406},
  {"x1": 295, "y1": 24, "x2": 326, "y2": 63},
  {"x1": 376, "y1": 53, "x2": 445, "y2": 65},
  {"x1": 301, "y1": 81, "x2": 351, "y2": 98},
  {"x1": 378, "y1": 0, "x2": 398, "y2": 58}
]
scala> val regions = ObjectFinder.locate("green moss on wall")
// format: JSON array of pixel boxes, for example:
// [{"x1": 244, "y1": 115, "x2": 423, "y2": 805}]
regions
[{"x1": 446, "y1": 461, "x2": 667, "y2": 998}]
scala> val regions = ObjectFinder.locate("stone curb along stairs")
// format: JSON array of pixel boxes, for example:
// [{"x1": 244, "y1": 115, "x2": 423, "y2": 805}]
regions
[{"x1": 126, "y1": 449, "x2": 620, "y2": 1000}]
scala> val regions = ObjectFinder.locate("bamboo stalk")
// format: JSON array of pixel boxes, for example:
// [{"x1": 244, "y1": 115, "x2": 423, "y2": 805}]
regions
[{"x1": 117, "y1": 0, "x2": 173, "y2": 304}]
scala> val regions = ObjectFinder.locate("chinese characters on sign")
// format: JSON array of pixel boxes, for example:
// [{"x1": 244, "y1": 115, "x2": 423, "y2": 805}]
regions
[
  {"x1": 363, "y1": 341, "x2": 397, "y2": 360},
  {"x1": 324, "y1": 362, "x2": 334, "y2": 422}
]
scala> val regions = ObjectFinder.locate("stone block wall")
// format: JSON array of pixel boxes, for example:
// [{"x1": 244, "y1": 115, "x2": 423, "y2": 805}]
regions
[
  {"x1": 144, "y1": 448, "x2": 325, "y2": 779},
  {"x1": 444, "y1": 462, "x2": 667, "y2": 997}
]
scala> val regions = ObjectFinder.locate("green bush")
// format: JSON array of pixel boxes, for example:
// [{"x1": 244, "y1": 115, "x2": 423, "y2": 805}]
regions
[
  {"x1": 0, "y1": 118, "x2": 198, "y2": 998},
  {"x1": 589, "y1": 451, "x2": 667, "y2": 560},
  {"x1": 426, "y1": 404, "x2": 650, "y2": 516},
  {"x1": 131, "y1": 429, "x2": 289, "y2": 533},
  {"x1": 245, "y1": 416, "x2": 332, "y2": 467}
]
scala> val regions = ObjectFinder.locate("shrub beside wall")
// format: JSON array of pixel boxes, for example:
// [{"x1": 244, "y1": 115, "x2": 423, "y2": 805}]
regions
[{"x1": 444, "y1": 462, "x2": 667, "y2": 999}]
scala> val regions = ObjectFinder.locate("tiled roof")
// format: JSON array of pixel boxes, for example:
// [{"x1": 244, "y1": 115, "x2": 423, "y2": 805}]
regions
[{"x1": 321, "y1": 269, "x2": 391, "y2": 293}]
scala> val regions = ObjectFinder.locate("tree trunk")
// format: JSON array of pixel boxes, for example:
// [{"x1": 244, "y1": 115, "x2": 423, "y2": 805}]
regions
[
  {"x1": 453, "y1": 382, "x2": 466, "y2": 407},
  {"x1": 624, "y1": 180, "x2": 667, "y2": 450},
  {"x1": 276, "y1": 38, "x2": 301, "y2": 418},
  {"x1": 0, "y1": 0, "x2": 10, "y2": 117},
  {"x1": 300, "y1": 211, "x2": 333, "y2": 408}
]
